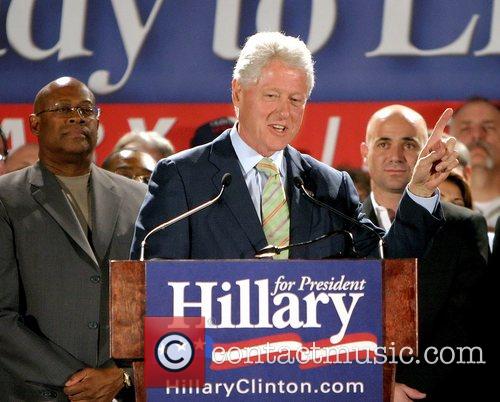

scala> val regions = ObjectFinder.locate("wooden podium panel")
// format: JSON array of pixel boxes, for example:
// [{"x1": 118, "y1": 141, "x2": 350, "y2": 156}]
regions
[
  {"x1": 110, "y1": 259, "x2": 417, "y2": 401},
  {"x1": 382, "y1": 259, "x2": 418, "y2": 355}
]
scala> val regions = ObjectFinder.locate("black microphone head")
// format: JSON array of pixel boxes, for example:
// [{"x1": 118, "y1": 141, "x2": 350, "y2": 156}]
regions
[
  {"x1": 221, "y1": 173, "x2": 232, "y2": 187},
  {"x1": 293, "y1": 176, "x2": 304, "y2": 189}
]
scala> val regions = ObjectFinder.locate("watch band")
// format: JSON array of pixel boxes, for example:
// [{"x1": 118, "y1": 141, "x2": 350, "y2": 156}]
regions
[{"x1": 122, "y1": 369, "x2": 132, "y2": 388}]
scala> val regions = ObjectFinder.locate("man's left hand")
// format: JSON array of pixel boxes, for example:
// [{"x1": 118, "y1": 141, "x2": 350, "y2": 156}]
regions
[
  {"x1": 409, "y1": 108, "x2": 459, "y2": 197},
  {"x1": 64, "y1": 366, "x2": 124, "y2": 401}
]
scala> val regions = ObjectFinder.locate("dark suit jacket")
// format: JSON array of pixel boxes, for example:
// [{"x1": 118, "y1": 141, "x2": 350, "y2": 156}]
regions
[
  {"x1": 363, "y1": 198, "x2": 489, "y2": 400},
  {"x1": 492, "y1": 216, "x2": 500, "y2": 270},
  {"x1": 131, "y1": 131, "x2": 443, "y2": 260},
  {"x1": 0, "y1": 162, "x2": 146, "y2": 401}
]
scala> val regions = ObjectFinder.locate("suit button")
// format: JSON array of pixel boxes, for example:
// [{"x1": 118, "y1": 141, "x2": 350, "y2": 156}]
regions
[
  {"x1": 40, "y1": 390, "x2": 57, "y2": 399},
  {"x1": 90, "y1": 275, "x2": 101, "y2": 283},
  {"x1": 88, "y1": 321, "x2": 99, "y2": 329}
]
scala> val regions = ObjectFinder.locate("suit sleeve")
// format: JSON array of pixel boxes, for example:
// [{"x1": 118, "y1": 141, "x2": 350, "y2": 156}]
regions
[
  {"x1": 337, "y1": 172, "x2": 444, "y2": 258},
  {"x1": 0, "y1": 200, "x2": 85, "y2": 387},
  {"x1": 382, "y1": 192, "x2": 444, "y2": 258},
  {"x1": 130, "y1": 159, "x2": 191, "y2": 259}
]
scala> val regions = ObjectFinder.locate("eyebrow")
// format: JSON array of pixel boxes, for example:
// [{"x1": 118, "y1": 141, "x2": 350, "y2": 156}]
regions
[
  {"x1": 460, "y1": 119, "x2": 496, "y2": 125},
  {"x1": 375, "y1": 136, "x2": 420, "y2": 142}
]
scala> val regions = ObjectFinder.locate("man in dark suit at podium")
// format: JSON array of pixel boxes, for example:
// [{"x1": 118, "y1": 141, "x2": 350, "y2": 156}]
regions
[
  {"x1": 131, "y1": 32, "x2": 457, "y2": 263},
  {"x1": 360, "y1": 104, "x2": 489, "y2": 401}
]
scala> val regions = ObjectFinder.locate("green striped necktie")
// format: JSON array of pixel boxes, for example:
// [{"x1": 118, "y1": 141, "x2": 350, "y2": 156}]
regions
[{"x1": 256, "y1": 158, "x2": 290, "y2": 259}]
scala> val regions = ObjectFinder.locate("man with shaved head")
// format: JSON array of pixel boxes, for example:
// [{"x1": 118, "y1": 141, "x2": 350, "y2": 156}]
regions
[
  {"x1": 361, "y1": 105, "x2": 489, "y2": 401},
  {"x1": 0, "y1": 77, "x2": 146, "y2": 400},
  {"x1": 102, "y1": 149, "x2": 157, "y2": 183}
]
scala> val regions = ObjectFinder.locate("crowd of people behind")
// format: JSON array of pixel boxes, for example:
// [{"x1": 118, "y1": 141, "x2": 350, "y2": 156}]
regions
[
  {"x1": 2, "y1": 97, "x2": 498, "y2": 244},
  {"x1": 0, "y1": 30, "x2": 497, "y2": 402}
]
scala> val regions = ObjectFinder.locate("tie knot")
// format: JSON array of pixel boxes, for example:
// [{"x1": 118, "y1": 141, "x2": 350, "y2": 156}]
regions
[{"x1": 256, "y1": 158, "x2": 279, "y2": 177}]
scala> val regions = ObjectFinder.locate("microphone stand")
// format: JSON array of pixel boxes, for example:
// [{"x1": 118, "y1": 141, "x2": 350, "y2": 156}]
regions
[
  {"x1": 255, "y1": 229, "x2": 357, "y2": 259},
  {"x1": 293, "y1": 177, "x2": 385, "y2": 259},
  {"x1": 139, "y1": 173, "x2": 231, "y2": 261}
]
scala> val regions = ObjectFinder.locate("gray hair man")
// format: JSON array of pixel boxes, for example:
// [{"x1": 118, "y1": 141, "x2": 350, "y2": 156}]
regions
[
  {"x1": 450, "y1": 97, "x2": 500, "y2": 229},
  {"x1": 131, "y1": 31, "x2": 457, "y2": 266}
]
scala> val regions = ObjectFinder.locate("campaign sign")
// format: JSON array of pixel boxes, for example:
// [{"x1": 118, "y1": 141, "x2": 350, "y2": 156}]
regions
[{"x1": 145, "y1": 260, "x2": 382, "y2": 401}]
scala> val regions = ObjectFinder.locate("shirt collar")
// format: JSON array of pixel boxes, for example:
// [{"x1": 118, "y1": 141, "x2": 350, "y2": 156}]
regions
[
  {"x1": 230, "y1": 124, "x2": 285, "y2": 176},
  {"x1": 370, "y1": 192, "x2": 386, "y2": 212}
]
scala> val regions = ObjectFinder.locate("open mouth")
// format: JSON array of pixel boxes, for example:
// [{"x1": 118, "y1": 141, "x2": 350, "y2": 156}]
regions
[{"x1": 270, "y1": 124, "x2": 286, "y2": 133}]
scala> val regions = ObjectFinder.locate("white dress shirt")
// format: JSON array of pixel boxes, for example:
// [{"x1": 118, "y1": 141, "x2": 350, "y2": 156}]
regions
[
  {"x1": 370, "y1": 190, "x2": 440, "y2": 231},
  {"x1": 230, "y1": 125, "x2": 286, "y2": 222},
  {"x1": 229, "y1": 124, "x2": 440, "y2": 225}
]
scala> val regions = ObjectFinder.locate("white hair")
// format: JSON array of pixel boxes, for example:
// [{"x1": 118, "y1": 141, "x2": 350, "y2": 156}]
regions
[{"x1": 233, "y1": 32, "x2": 315, "y2": 96}]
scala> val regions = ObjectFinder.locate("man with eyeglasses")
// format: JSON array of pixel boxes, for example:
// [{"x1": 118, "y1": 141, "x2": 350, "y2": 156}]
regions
[
  {"x1": 0, "y1": 77, "x2": 146, "y2": 401},
  {"x1": 102, "y1": 149, "x2": 157, "y2": 184},
  {"x1": 0, "y1": 127, "x2": 8, "y2": 175}
]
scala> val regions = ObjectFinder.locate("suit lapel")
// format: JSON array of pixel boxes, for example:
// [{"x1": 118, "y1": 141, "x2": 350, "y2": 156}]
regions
[
  {"x1": 29, "y1": 162, "x2": 99, "y2": 268},
  {"x1": 285, "y1": 147, "x2": 314, "y2": 258},
  {"x1": 90, "y1": 165, "x2": 122, "y2": 264},
  {"x1": 362, "y1": 197, "x2": 379, "y2": 225},
  {"x1": 209, "y1": 132, "x2": 268, "y2": 253}
]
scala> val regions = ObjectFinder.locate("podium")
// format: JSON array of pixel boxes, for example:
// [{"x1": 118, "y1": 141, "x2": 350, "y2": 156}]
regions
[{"x1": 110, "y1": 259, "x2": 417, "y2": 402}]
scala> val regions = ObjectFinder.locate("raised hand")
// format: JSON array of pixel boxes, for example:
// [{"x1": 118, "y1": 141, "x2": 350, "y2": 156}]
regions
[{"x1": 409, "y1": 108, "x2": 459, "y2": 197}]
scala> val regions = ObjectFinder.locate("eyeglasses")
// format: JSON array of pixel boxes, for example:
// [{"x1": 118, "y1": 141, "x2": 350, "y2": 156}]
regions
[
  {"x1": 36, "y1": 106, "x2": 101, "y2": 119},
  {"x1": 114, "y1": 168, "x2": 151, "y2": 184}
]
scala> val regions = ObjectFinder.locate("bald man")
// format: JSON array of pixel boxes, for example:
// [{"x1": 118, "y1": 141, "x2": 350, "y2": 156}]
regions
[
  {"x1": 102, "y1": 149, "x2": 157, "y2": 184},
  {"x1": 361, "y1": 105, "x2": 489, "y2": 401},
  {"x1": 0, "y1": 77, "x2": 146, "y2": 401}
]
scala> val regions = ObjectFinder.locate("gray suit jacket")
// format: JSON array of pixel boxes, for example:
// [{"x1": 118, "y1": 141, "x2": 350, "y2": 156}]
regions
[{"x1": 0, "y1": 162, "x2": 146, "y2": 401}]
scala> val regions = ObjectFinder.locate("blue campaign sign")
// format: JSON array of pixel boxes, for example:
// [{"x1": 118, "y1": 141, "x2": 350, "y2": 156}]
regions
[
  {"x1": 145, "y1": 259, "x2": 383, "y2": 401},
  {"x1": 0, "y1": 0, "x2": 498, "y2": 103}
]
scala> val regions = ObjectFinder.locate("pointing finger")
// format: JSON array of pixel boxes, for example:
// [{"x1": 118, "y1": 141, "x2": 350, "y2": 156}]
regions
[{"x1": 425, "y1": 108, "x2": 453, "y2": 150}]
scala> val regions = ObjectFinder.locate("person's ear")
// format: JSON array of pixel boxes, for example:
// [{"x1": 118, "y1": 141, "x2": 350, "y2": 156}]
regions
[
  {"x1": 29, "y1": 114, "x2": 40, "y2": 136},
  {"x1": 463, "y1": 165, "x2": 472, "y2": 183},
  {"x1": 231, "y1": 79, "x2": 242, "y2": 106},
  {"x1": 360, "y1": 142, "x2": 368, "y2": 161}
]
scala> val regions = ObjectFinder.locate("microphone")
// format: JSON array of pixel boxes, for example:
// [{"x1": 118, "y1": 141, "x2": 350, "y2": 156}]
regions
[
  {"x1": 293, "y1": 176, "x2": 385, "y2": 259},
  {"x1": 139, "y1": 173, "x2": 232, "y2": 261},
  {"x1": 255, "y1": 229, "x2": 356, "y2": 259}
]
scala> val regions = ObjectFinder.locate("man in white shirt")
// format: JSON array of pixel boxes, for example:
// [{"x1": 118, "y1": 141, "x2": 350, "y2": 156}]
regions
[{"x1": 361, "y1": 104, "x2": 489, "y2": 401}]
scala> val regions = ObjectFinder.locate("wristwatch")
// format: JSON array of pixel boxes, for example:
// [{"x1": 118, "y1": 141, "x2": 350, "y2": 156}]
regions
[{"x1": 122, "y1": 369, "x2": 132, "y2": 388}]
